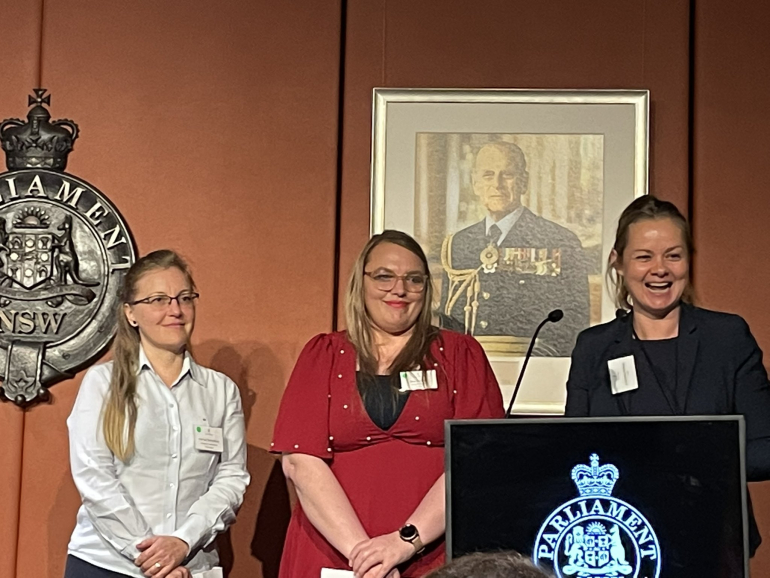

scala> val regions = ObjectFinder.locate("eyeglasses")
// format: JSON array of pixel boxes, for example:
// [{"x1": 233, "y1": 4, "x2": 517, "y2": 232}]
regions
[
  {"x1": 364, "y1": 271, "x2": 427, "y2": 293},
  {"x1": 129, "y1": 292, "x2": 200, "y2": 309}
]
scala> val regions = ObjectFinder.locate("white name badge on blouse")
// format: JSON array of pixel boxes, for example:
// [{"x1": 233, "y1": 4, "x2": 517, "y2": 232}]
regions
[
  {"x1": 194, "y1": 425, "x2": 224, "y2": 452},
  {"x1": 607, "y1": 355, "x2": 639, "y2": 395},
  {"x1": 321, "y1": 569, "x2": 354, "y2": 578},
  {"x1": 399, "y1": 369, "x2": 438, "y2": 392},
  {"x1": 192, "y1": 568, "x2": 223, "y2": 578}
]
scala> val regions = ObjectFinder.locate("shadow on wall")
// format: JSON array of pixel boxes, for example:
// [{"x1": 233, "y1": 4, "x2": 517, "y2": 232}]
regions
[
  {"x1": 200, "y1": 340, "x2": 294, "y2": 578},
  {"x1": 218, "y1": 447, "x2": 293, "y2": 578}
]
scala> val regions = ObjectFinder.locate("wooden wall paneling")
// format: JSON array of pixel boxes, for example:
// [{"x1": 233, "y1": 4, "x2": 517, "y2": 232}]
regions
[
  {"x1": 15, "y1": 1, "x2": 342, "y2": 577},
  {"x1": 691, "y1": 0, "x2": 770, "y2": 573},
  {"x1": 337, "y1": 0, "x2": 691, "y2": 325},
  {"x1": 0, "y1": 2, "x2": 44, "y2": 577}
]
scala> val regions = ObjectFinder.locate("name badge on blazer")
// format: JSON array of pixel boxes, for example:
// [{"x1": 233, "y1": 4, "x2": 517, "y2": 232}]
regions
[
  {"x1": 607, "y1": 355, "x2": 639, "y2": 395},
  {"x1": 399, "y1": 369, "x2": 438, "y2": 392}
]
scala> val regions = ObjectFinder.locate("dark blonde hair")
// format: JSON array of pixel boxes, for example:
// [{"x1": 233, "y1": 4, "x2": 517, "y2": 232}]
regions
[
  {"x1": 608, "y1": 195, "x2": 694, "y2": 310},
  {"x1": 344, "y1": 230, "x2": 438, "y2": 385},
  {"x1": 102, "y1": 250, "x2": 196, "y2": 461}
]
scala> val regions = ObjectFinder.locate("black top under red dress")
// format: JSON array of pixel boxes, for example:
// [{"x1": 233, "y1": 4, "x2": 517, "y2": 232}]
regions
[{"x1": 271, "y1": 330, "x2": 504, "y2": 578}]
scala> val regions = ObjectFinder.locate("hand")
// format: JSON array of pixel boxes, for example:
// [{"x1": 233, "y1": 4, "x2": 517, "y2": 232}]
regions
[
  {"x1": 166, "y1": 568, "x2": 192, "y2": 578},
  {"x1": 362, "y1": 567, "x2": 401, "y2": 578},
  {"x1": 135, "y1": 536, "x2": 190, "y2": 578},
  {"x1": 349, "y1": 532, "x2": 414, "y2": 578}
]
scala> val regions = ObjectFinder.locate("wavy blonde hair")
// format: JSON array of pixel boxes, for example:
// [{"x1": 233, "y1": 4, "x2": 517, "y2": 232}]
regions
[
  {"x1": 102, "y1": 250, "x2": 195, "y2": 462},
  {"x1": 344, "y1": 231, "x2": 438, "y2": 391},
  {"x1": 608, "y1": 195, "x2": 694, "y2": 310}
]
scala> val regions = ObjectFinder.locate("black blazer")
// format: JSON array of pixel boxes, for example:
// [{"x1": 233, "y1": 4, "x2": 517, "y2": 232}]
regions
[{"x1": 565, "y1": 303, "x2": 770, "y2": 553}]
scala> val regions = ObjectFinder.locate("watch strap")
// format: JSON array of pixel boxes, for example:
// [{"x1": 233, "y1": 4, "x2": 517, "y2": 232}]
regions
[{"x1": 399, "y1": 524, "x2": 425, "y2": 554}]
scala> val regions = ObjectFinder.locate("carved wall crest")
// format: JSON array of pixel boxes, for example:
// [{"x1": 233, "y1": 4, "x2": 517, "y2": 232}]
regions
[{"x1": 0, "y1": 90, "x2": 136, "y2": 406}]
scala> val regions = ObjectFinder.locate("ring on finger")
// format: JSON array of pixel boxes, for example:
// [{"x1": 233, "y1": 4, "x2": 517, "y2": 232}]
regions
[{"x1": 154, "y1": 562, "x2": 162, "y2": 571}]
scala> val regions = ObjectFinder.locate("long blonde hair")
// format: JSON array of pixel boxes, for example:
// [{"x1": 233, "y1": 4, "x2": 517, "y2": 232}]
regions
[
  {"x1": 344, "y1": 231, "x2": 438, "y2": 388},
  {"x1": 102, "y1": 250, "x2": 196, "y2": 462}
]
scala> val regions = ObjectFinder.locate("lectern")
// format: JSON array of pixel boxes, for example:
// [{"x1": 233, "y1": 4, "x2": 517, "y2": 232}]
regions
[{"x1": 445, "y1": 416, "x2": 748, "y2": 577}]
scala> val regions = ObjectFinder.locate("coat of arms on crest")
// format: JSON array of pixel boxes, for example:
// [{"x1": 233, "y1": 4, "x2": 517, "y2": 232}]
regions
[
  {"x1": 534, "y1": 454, "x2": 661, "y2": 578},
  {"x1": 0, "y1": 89, "x2": 136, "y2": 406}
]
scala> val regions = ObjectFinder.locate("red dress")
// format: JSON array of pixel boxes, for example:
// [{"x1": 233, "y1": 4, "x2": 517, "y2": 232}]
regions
[{"x1": 271, "y1": 330, "x2": 504, "y2": 578}]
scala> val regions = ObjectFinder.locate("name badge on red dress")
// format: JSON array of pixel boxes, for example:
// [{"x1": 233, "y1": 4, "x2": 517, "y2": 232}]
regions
[{"x1": 399, "y1": 369, "x2": 438, "y2": 392}]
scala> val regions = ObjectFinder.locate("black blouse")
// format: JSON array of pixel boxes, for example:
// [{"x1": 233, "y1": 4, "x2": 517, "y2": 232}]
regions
[
  {"x1": 356, "y1": 372, "x2": 410, "y2": 431},
  {"x1": 633, "y1": 336, "x2": 684, "y2": 414}
]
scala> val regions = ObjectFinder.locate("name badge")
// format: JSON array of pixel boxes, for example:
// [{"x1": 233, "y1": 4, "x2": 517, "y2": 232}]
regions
[
  {"x1": 399, "y1": 369, "x2": 438, "y2": 392},
  {"x1": 192, "y1": 568, "x2": 224, "y2": 578},
  {"x1": 194, "y1": 425, "x2": 224, "y2": 452},
  {"x1": 320, "y1": 570, "x2": 354, "y2": 578},
  {"x1": 607, "y1": 355, "x2": 639, "y2": 395}
]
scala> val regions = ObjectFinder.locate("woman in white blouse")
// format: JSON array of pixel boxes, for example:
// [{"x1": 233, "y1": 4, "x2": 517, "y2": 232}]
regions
[{"x1": 65, "y1": 250, "x2": 250, "y2": 578}]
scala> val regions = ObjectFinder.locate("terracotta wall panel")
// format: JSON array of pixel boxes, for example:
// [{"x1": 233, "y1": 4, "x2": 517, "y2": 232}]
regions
[
  {"x1": 338, "y1": 0, "x2": 690, "y2": 324},
  {"x1": 0, "y1": 2, "x2": 43, "y2": 578},
  {"x1": 13, "y1": 1, "x2": 341, "y2": 577},
  {"x1": 5, "y1": 0, "x2": 768, "y2": 575},
  {"x1": 692, "y1": 0, "x2": 770, "y2": 574}
]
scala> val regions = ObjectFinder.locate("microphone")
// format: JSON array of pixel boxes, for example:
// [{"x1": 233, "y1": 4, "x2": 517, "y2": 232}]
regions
[{"x1": 505, "y1": 309, "x2": 564, "y2": 418}]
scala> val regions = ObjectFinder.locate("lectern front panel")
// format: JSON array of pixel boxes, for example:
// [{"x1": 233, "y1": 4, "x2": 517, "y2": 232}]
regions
[{"x1": 446, "y1": 416, "x2": 747, "y2": 578}]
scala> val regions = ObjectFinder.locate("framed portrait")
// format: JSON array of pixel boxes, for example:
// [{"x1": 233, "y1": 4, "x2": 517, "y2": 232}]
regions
[{"x1": 370, "y1": 88, "x2": 649, "y2": 414}]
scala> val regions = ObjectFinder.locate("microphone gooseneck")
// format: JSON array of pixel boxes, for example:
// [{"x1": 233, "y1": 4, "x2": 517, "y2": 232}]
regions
[{"x1": 505, "y1": 309, "x2": 564, "y2": 418}]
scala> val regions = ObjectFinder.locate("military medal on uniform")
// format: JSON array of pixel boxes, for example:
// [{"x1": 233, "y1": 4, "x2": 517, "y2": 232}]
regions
[{"x1": 480, "y1": 243, "x2": 499, "y2": 273}]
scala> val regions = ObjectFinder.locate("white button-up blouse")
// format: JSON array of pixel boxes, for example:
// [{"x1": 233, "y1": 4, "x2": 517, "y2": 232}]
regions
[{"x1": 66, "y1": 348, "x2": 250, "y2": 576}]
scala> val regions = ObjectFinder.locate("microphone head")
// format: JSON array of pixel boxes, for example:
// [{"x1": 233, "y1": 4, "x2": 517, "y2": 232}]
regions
[{"x1": 548, "y1": 309, "x2": 564, "y2": 323}]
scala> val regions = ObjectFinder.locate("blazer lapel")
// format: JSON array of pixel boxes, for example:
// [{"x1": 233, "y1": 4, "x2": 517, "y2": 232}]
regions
[
  {"x1": 608, "y1": 311, "x2": 635, "y2": 415},
  {"x1": 677, "y1": 303, "x2": 699, "y2": 413}
]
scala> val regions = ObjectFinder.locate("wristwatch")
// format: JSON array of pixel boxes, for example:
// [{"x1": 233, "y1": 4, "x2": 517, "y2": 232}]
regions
[{"x1": 398, "y1": 524, "x2": 425, "y2": 554}]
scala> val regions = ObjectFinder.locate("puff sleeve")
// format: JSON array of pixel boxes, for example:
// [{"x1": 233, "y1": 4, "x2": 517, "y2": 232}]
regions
[
  {"x1": 451, "y1": 334, "x2": 505, "y2": 419},
  {"x1": 272, "y1": 334, "x2": 334, "y2": 459}
]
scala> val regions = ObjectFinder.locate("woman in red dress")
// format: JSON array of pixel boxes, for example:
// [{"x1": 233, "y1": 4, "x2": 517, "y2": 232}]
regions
[{"x1": 272, "y1": 230, "x2": 504, "y2": 578}]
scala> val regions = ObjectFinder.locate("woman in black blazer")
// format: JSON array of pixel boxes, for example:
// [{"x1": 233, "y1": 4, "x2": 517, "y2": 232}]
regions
[{"x1": 565, "y1": 195, "x2": 770, "y2": 555}]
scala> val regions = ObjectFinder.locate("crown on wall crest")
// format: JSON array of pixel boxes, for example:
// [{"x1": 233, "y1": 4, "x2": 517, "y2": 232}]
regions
[
  {"x1": 571, "y1": 453, "x2": 619, "y2": 497},
  {"x1": 0, "y1": 89, "x2": 79, "y2": 171}
]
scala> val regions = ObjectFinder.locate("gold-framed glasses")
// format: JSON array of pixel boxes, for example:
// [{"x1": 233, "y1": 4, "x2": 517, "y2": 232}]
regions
[
  {"x1": 129, "y1": 291, "x2": 200, "y2": 309},
  {"x1": 364, "y1": 271, "x2": 427, "y2": 293}
]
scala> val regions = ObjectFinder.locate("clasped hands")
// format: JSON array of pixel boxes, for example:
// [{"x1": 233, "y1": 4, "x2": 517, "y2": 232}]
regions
[
  {"x1": 135, "y1": 536, "x2": 191, "y2": 578},
  {"x1": 348, "y1": 531, "x2": 416, "y2": 578}
]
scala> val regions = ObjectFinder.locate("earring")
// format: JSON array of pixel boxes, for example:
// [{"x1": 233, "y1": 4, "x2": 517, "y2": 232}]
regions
[{"x1": 129, "y1": 321, "x2": 138, "y2": 327}]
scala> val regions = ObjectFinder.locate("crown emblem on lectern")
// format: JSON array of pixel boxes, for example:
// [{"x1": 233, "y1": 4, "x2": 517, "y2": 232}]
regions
[
  {"x1": 0, "y1": 89, "x2": 79, "y2": 170},
  {"x1": 534, "y1": 453, "x2": 661, "y2": 577},
  {"x1": 571, "y1": 453, "x2": 620, "y2": 497}
]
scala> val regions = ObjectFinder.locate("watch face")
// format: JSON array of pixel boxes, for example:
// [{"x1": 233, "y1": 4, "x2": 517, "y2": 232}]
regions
[{"x1": 400, "y1": 524, "x2": 418, "y2": 541}]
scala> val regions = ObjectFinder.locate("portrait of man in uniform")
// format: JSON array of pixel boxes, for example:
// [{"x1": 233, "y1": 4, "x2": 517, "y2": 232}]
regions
[{"x1": 436, "y1": 138, "x2": 595, "y2": 357}]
